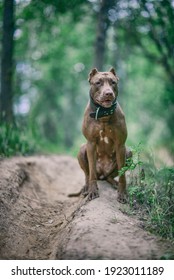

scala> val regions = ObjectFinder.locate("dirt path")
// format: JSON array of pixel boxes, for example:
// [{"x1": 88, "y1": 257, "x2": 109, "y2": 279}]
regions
[{"x1": 0, "y1": 155, "x2": 173, "y2": 259}]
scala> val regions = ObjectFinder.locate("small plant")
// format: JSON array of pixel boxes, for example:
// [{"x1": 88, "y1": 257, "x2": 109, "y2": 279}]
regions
[
  {"x1": 0, "y1": 123, "x2": 36, "y2": 157},
  {"x1": 119, "y1": 142, "x2": 144, "y2": 179},
  {"x1": 123, "y1": 143, "x2": 174, "y2": 240}
]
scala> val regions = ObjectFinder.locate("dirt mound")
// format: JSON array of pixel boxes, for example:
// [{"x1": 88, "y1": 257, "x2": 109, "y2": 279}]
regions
[
  {"x1": 0, "y1": 155, "x2": 173, "y2": 259},
  {"x1": 0, "y1": 155, "x2": 82, "y2": 259}
]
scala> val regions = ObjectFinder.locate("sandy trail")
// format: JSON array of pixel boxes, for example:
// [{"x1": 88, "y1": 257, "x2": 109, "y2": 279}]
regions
[{"x1": 0, "y1": 155, "x2": 173, "y2": 259}]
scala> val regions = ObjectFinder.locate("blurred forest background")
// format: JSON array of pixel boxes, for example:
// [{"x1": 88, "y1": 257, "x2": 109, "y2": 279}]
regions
[
  {"x1": 0, "y1": 0, "x2": 174, "y2": 163},
  {"x1": 1, "y1": 0, "x2": 174, "y2": 242}
]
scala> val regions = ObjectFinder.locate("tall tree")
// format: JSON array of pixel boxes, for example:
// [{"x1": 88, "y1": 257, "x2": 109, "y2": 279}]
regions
[
  {"x1": 0, "y1": 0, "x2": 15, "y2": 123},
  {"x1": 94, "y1": 0, "x2": 115, "y2": 70}
]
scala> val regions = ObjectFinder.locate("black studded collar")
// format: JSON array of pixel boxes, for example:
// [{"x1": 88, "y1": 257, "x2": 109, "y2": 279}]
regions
[{"x1": 89, "y1": 96, "x2": 117, "y2": 120}]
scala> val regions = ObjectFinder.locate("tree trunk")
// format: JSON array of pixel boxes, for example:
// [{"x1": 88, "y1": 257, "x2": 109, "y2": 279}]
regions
[
  {"x1": 0, "y1": 0, "x2": 15, "y2": 123},
  {"x1": 94, "y1": 0, "x2": 114, "y2": 71}
]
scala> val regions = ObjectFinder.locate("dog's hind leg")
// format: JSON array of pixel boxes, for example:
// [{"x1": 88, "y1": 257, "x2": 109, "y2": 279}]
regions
[
  {"x1": 77, "y1": 143, "x2": 90, "y2": 196},
  {"x1": 107, "y1": 177, "x2": 118, "y2": 189},
  {"x1": 106, "y1": 168, "x2": 118, "y2": 189},
  {"x1": 126, "y1": 147, "x2": 132, "y2": 161},
  {"x1": 106, "y1": 148, "x2": 132, "y2": 191},
  {"x1": 68, "y1": 144, "x2": 89, "y2": 197}
]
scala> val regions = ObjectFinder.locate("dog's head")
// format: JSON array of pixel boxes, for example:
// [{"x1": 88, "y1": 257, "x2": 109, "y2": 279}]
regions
[{"x1": 88, "y1": 68, "x2": 119, "y2": 108}]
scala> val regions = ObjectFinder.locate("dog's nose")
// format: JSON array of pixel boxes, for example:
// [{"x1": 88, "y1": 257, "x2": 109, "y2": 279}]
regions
[{"x1": 104, "y1": 89, "x2": 113, "y2": 97}]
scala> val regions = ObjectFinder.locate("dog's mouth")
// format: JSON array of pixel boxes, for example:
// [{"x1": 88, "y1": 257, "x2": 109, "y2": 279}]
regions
[
  {"x1": 95, "y1": 98, "x2": 114, "y2": 108},
  {"x1": 101, "y1": 99, "x2": 113, "y2": 108}
]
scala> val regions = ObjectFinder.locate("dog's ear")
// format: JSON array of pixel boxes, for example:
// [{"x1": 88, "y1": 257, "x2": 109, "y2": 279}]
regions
[
  {"x1": 109, "y1": 67, "x2": 116, "y2": 76},
  {"x1": 88, "y1": 68, "x2": 98, "y2": 82},
  {"x1": 109, "y1": 67, "x2": 119, "y2": 82}
]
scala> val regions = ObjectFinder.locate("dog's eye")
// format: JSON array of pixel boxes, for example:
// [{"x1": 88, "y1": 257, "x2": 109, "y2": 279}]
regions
[
  {"x1": 95, "y1": 81, "x2": 101, "y2": 86},
  {"x1": 111, "y1": 80, "x2": 116, "y2": 85}
]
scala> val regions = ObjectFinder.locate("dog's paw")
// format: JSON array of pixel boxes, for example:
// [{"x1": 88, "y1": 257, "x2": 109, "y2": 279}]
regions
[
  {"x1": 117, "y1": 191, "x2": 127, "y2": 204},
  {"x1": 81, "y1": 185, "x2": 89, "y2": 197},
  {"x1": 87, "y1": 181, "x2": 99, "y2": 200},
  {"x1": 87, "y1": 189, "x2": 99, "y2": 201}
]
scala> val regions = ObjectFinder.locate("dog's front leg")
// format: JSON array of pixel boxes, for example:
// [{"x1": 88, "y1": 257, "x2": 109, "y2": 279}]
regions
[
  {"x1": 86, "y1": 141, "x2": 99, "y2": 200},
  {"x1": 116, "y1": 143, "x2": 127, "y2": 203}
]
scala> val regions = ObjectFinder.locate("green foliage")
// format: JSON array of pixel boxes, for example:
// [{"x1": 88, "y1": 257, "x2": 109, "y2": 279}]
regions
[
  {"x1": 0, "y1": 123, "x2": 36, "y2": 157},
  {"x1": 119, "y1": 143, "x2": 143, "y2": 176},
  {"x1": 1, "y1": 0, "x2": 174, "y2": 155},
  {"x1": 13, "y1": 2, "x2": 94, "y2": 153},
  {"x1": 126, "y1": 146, "x2": 174, "y2": 240},
  {"x1": 113, "y1": 0, "x2": 174, "y2": 151}
]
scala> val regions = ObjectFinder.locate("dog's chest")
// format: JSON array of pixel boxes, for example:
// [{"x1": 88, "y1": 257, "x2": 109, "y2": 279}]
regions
[
  {"x1": 95, "y1": 124, "x2": 116, "y2": 158},
  {"x1": 96, "y1": 122, "x2": 115, "y2": 144},
  {"x1": 96, "y1": 125, "x2": 116, "y2": 176},
  {"x1": 98, "y1": 128, "x2": 112, "y2": 144}
]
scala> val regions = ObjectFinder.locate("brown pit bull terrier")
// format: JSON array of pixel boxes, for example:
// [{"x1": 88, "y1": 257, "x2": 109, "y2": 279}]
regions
[{"x1": 77, "y1": 68, "x2": 131, "y2": 203}]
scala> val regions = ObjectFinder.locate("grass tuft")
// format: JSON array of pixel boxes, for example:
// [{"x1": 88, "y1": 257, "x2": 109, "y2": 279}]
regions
[
  {"x1": 124, "y1": 144, "x2": 174, "y2": 240},
  {"x1": 0, "y1": 123, "x2": 36, "y2": 157}
]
